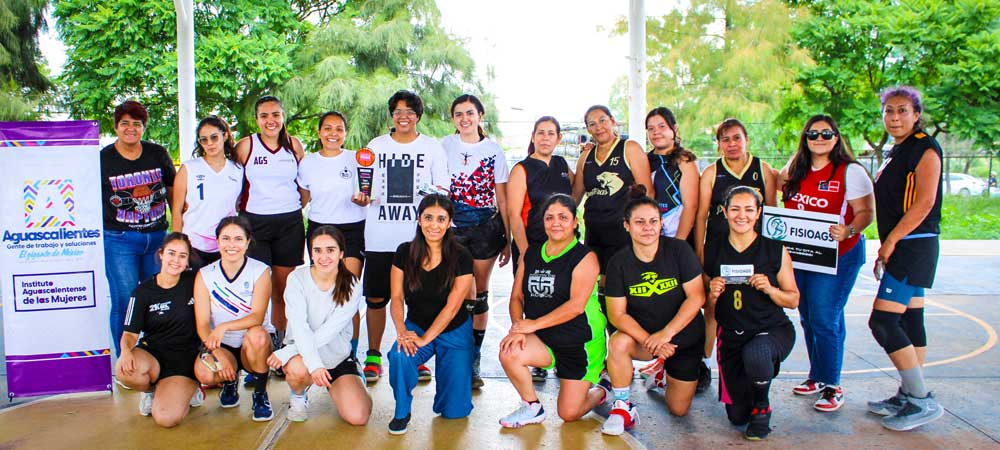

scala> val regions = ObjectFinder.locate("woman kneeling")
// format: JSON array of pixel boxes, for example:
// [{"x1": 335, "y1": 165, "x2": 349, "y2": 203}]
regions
[
  {"x1": 704, "y1": 186, "x2": 799, "y2": 440},
  {"x1": 115, "y1": 233, "x2": 203, "y2": 427},
  {"x1": 386, "y1": 194, "x2": 475, "y2": 435},
  {"x1": 499, "y1": 194, "x2": 609, "y2": 428},
  {"x1": 602, "y1": 196, "x2": 707, "y2": 435},
  {"x1": 267, "y1": 226, "x2": 372, "y2": 424}
]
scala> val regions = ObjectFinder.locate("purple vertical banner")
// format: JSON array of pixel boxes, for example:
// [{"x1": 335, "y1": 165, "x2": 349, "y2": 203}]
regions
[{"x1": 1, "y1": 120, "x2": 113, "y2": 398}]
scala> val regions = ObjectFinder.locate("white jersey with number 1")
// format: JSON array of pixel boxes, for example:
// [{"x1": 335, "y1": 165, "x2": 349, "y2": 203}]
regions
[{"x1": 182, "y1": 157, "x2": 242, "y2": 252}]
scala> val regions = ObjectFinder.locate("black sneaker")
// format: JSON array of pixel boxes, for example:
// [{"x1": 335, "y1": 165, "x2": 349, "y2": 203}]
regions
[
  {"x1": 696, "y1": 361, "x2": 711, "y2": 393},
  {"x1": 388, "y1": 414, "x2": 410, "y2": 435},
  {"x1": 744, "y1": 404, "x2": 772, "y2": 441},
  {"x1": 270, "y1": 333, "x2": 285, "y2": 377},
  {"x1": 531, "y1": 367, "x2": 547, "y2": 383}
]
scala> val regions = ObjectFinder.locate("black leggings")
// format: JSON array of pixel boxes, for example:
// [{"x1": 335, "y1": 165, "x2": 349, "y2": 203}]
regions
[{"x1": 727, "y1": 334, "x2": 784, "y2": 425}]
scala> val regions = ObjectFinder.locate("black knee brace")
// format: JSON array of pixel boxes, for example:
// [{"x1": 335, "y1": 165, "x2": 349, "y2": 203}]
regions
[
  {"x1": 868, "y1": 310, "x2": 911, "y2": 353},
  {"x1": 365, "y1": 297, "x2": 389, "y2": 310},
  {"x1": 900, "y1": 308, "x2": 927, "y2": 347},
  {"x1": 472, "y1": 290, "x2": 490, "y2": 315}
]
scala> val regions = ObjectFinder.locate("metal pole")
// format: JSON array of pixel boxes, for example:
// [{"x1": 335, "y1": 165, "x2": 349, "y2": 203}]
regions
[
  {"x1": 175, "y1": 0, "x2": 196, "y2": 162},
  {"x1": 628, "y1": 0, "x2": 646, "y2": 145}
]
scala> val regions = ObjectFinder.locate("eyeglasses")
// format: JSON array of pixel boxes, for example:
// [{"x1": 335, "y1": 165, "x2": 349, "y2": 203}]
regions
[
  {"x1": 392, "y1": 109, "x2": 417, "y2": 118},
  {"x1": 198, "y1": 133, "x2": 223, "y2": 144},
  {"x1": 805, "y1": 130, "x2": 837, "y2": 141}
]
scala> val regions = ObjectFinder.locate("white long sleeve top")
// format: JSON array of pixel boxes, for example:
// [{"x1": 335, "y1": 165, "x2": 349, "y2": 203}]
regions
[{"x1": 272, "y1": 266, "x2": 359, "y2": 373}]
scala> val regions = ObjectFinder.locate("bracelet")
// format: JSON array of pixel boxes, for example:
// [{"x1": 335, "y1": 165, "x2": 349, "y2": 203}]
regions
[{"x1": 847, "y1": 225, "x2": 857, "y2": 238}]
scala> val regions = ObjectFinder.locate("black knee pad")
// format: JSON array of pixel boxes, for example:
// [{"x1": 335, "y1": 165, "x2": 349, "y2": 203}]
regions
[
  {"x1": 901, "y1": 308, "x2": 927, "y2": 347},
  {"x1": 365, "y1": 298, "x2": 389, "y2": 310},
  {"x1": 471, "y1": 291, "x2": 490, "y2": 315},
  {"x1": 868, "y1": 310, "x2": 910, "y2": 353}
]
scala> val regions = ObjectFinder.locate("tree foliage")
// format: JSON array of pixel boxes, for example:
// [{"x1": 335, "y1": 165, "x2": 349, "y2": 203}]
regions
[
  {"x1": 616, "y1": 0, "x2": 811, "y2": 155},
  {"x1": 779, "y1": 0, "x2": 1000, "y2": 158},
  {"x1": 0, "y1": 0, "x2": 51, "y2": 120},
  {"x1": 279, "y1": 0, "x2": 495, "y2": 150},
  {"x1": 54, "y1": 0, "x2": 304, "y2": 155}
]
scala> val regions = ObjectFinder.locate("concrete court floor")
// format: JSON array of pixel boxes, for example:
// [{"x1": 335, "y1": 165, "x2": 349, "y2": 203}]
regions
[{"x1": 1, "y1": 240, "x2": 999, "y2": 449}]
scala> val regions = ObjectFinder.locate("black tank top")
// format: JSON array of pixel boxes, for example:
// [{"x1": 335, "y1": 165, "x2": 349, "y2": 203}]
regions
[
  {"x1": 648, "y1": 152, "x2": 683, "y2": 214},
  {"x1": 521, "y1": 239, "x2": 601, "y2": 346},
  {"x1": 704, "y1": 235, "x2": 790, "y2": 334},
  {"x1": 518, "y1": 156, "x2": 572, "y2": 245},
  {"x1": 582, "y1": 139, "x2": 634, "y2": 224},
  {"x1": 707, "y1": 155, "x2": 765, "y2": 242},
  {"x1": 874, "y1": 130, "x2": 942, "y2": 239}
]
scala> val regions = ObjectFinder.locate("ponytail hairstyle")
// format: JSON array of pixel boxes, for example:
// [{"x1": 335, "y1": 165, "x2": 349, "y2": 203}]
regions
[
  {"x1": 193, "y1": 115, "x2": 238, "y2": 164},
  {"x1": 157, "y1": 232, "x2": 193, "y2": 267},
  {"x1": 715, "y1": 118, "x2": 748, "y2": 153},
  {"x1": 584, "y1": 104, "x2": 619, "y2": 141},
  {"x1": 308, "y1": 225, "x2": 357, "y2": 305},
  {"x1": 215, "y1": 215, "x2": 253, "y2": 241},
  {"x1": 645, "y1": 107, "x2": 696, "y2": 165},
  {"x1": 450, "y1": 94, "x2": 487, "y2": 140},
  {"x1": 539, "y1": 193, "x2": 581, "y2": 239},
  {"x1": 784, "y1": 114, "x2": 856, "y2": 199},
  {"x1": 255, "y1": 95, "x2": 295, "y2": 155},
  {"x1": 527, "y1": 116, "x2": 561, "y2": 156},
  {"x1": 405, "y1": 194, "x2": 461, "y2": 293},
  {"x1": 724, "y1": 185, "x2": 764, "y2": 233},
  {"x1": 623, "y1": 195, "x2": 660, "y2": 222},
  {"x1": 316, "y1": 111, "x2": 349, "y2": 151}
]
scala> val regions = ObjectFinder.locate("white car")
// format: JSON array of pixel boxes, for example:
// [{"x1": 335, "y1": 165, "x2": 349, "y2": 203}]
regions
[{"x1": 943, "y1": 173, "x2": 985, "y2": 196}]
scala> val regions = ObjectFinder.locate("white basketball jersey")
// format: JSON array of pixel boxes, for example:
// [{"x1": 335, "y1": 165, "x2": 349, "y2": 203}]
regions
[
  {"x1": 200, "y1": 257, "x2": 270, "y2": 347},
  {"x1": 241, "y1": 134, "x2": 300, "y2": 215},
  {"x1": 182, "y1": 157, "x2": 243, "y2": 252}
]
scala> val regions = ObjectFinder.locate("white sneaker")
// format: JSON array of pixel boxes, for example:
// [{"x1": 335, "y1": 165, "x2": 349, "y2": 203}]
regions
[
  {"x1": 499, "y1": 401, "x2": 546, "y2": 428},
  {"x1": 602, "y1": 400, "x2": 639, "y2": 436},
  {"x1": 138, "y1": 391, "x2": 154, "y2": 417},
  {"x1": 642, "y1": 367, "x2": 667, "y2": 391},
  {"x1": 189, "y1": 386, "x2": 205, "y2": 407},
  {"x1": 288, "y1": 391, "x2": 309, "y2": 422}
]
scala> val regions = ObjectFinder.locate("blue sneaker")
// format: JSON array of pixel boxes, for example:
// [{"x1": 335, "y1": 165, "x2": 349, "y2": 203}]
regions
[
  {"x1": 243, "y1": 372, "x2": 254, "y2": 388},
  {"x1": 252, "y1": 391, "x2": 274, "y2": 421},
  {"x1": 219, "y1": 381, "x2": 240, "y2": 408}
]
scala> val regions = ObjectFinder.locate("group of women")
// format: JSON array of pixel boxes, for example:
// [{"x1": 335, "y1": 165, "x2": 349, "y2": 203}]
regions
[{"x1": 105, "y1": 84, "x2": 945, "y2": 438}]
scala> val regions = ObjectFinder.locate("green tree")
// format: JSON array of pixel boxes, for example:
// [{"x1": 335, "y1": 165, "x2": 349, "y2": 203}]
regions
[
  {"x1": 0, "y1": 0, "x2": 51, "y2": 120},
  {"x1": 616, "y1": 0, "x2": 812, "y2": 156},
  {"x1": 54, "y1": 0, "x2": 305, "y2": 156},
  {"x1": 278, "y1": 0, "x2": 495, "y2": 150},
  {"x1": 780, "y1": 0, "x2": 1000, "y2": 160}
]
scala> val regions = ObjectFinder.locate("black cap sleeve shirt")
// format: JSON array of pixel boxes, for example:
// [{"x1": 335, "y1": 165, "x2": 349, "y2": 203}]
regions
[
  {"x1": 704, "y1": 236, "x2": 790, "y2": 334},
  {"x1": 123, "y1": 271, "x2": 199, "y2": 352},
  {"x1": 519, "y1": 156, "x2": 573, "y2": 245},
  {"x1": 100, "y1": 141, "x2": 177, "y2": 232},
  {"x1": 874, "y1": 131, "x2": 943, "y2": 288},
  {"x1": 392, "y1": 242, "x2": 474, "y2": 333},
  {"x1": 605, "y1": 237, "x2": 705, "y2": 348},
  {"x1": 521, "y1": 240, "x2": 600, "y2": 347}
]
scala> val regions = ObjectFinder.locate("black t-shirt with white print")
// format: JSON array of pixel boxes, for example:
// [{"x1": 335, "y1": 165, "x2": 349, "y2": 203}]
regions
[
  {"x1": 123, "y1": 271, "x2": 199, "y2": 353},
  {"x1": 100, "y1": 141, "x2": 176, "y2": 232}
]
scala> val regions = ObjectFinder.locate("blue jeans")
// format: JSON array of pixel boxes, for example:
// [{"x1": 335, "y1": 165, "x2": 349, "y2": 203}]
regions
[
  {"x1": 794, "y1": 237, "x2": 865, "y2": 386},
  {"x1": 388, "y1": 319, "x2": 473, "y2": 420},
  {"x1": 104, "y1": 229, "x2": 165, "y2": 355}
]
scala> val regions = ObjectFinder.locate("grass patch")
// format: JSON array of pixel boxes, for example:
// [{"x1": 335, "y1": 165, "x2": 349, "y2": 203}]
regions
[{"x1": 863, "y1": 195, "x2": 1000, "y2": 240}]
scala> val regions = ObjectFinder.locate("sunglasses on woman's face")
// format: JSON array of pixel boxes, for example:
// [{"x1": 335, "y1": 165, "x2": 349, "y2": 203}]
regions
[{"x1": 805, "y1": 130, "x2": 837, "y2": 141}]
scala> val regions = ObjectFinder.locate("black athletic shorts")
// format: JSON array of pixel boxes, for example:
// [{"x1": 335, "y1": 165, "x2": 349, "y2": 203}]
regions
[
  {"x1": 244, "y1": 210, "x2": 305, "y2": 267},
  {"x1": 307, "y1": 219, "x2": 366, "y2": 262},
  {"x1": 584, "y1": 219, "x2": 629, "y2": 273},
  {"x1": 190, "y1": 248, "x2": 220, "y2": 272},
  {"x1": 453, "y1": 214, "x2": 507, "y2": 260},
  {"x1": 138, "y1": 344, "x2": 197, "y2": 381},
  {"x1": 662, "y1": 339, "x2": 705, "y2": 382},
  {"x1": 717, "y1": 321, "x2": 795, "y2": 406},
  {"x1": 327, "y1": 356, "x2": 364, "y2": 383},
  {"x1": 219, "y1": 343, "x2": 248, "y2": 374},
  {"x1": 362, "y1": 251, "x2": 394, "y2": 299},
  {"x1": 541, "y1": 340, "x2": 607, "y2": 385}
]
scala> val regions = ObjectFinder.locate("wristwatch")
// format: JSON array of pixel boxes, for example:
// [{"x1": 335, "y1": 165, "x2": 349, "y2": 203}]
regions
[{"x1": 847, "y1": 225, "x2": 856, "y2": 238}]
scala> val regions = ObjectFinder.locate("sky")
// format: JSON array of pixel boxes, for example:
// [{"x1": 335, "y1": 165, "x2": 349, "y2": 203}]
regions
[{"x1": 39, "y1": 1, "x2": 675, "y2": 152}]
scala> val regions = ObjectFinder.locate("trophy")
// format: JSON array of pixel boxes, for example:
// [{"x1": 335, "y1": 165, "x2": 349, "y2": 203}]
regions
[{"x1": 356, "y1": 147, "x2": 375, "y2": 197}]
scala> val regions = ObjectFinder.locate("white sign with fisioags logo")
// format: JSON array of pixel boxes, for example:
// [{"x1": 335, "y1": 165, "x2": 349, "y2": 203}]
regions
[{"x1": 762, "y1": 206, "x2": 840, "y2": 275}]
